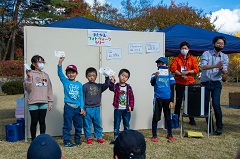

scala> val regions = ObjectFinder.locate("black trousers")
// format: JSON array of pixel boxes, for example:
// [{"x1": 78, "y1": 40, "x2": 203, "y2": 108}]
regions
[
  {"x1": 152, "y1": 98, "x2": 172, "y2": 137},
  {"x1": 29, "y1": 109, "x2": 47, "y2": 140},
  {"x1": 174, "y1": 83, "x2": 195, "y2": 122}
]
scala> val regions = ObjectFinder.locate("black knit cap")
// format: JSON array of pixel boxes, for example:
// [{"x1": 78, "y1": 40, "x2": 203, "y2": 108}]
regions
[{"x1": 114, "y1": 130, "x2": 146, "y2": 159}]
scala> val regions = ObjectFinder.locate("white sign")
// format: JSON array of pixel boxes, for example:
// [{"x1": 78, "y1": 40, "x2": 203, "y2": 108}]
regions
[
  {"x1": 146, "y1": 41, "x2": 160, "y2": 53},
  {"x1": 88, "y1": 29, "x2": 111, "y2": 46},
  {"x1": 54, "y1": 51, "x2": 65, "y2": 57},
  {"x1": 106, "y1": 48, "x2": 122, "y2": 60},
  {"x1": 158, "y1": 69, "x2": 169, "y2": 76},
  {"x1": 99, "y1": 67, "x2": 115, "y2": 77},
  {"x1": 128, "y1": 42, "x2": 143, "y2": 54}
]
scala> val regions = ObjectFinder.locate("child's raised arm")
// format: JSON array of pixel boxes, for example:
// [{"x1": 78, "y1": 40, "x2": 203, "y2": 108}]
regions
[{"x1": 58, "y1": 57, "x2": 65, "y2": 66}]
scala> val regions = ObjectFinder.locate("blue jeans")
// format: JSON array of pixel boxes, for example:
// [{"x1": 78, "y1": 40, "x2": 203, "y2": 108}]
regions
[
  {"x1": 83, "y1": 107, "x2": 102, "y2": 139},
  {"x1": 114, "y1": 109, "x2": 131, "y2": 139},
  {"x1": 63, "y1": 104, "x2": 83, "y2": 144},
  {"x1": 201, "y1": 81, "x2": 223, "y2": 129}
]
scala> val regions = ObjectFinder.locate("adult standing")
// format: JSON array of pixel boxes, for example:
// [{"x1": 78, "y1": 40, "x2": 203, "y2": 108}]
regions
[
  {"x1": 24, "y1": 55, "x2": 53, "y2": 141},
  {"x1": 170, "y1": 41, "x2": 199, "y2": 125},
  {"x1": 200, "y1": 36, "x2": 229, "y2": 135}
]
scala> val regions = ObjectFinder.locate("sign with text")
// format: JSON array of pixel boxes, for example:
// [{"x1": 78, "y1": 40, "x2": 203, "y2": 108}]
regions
[
  {"x1": 88, "y1": 29, "x2": 111, "y2": 46},
  {"x1": 128, "y1": 42, "x2": 143, "y2": 54},
  {"x1": 106, "y1": 48, "x2": 122, "y2": 60},
  {"x1": 146, "y1": 41, "x2": 160, "y2": 53}
]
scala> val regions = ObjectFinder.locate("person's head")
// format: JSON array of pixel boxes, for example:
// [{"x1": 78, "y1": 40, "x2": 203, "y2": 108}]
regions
[
  {"x1": 27, "y1": 134, "x2": 65, "y2": 159},
  {"x1": 86, "y1": 67, "x2": 97, "y2": 83},
  {"x1": 179, "y1": 41, "x2": 190, "y2": 56},
  {"x1": 155, "y1": 57, "x2": 168, "y2": 67},
  {"x1": 118, "y1": 69, "x2": 130, "y2": 84},
  {"x1": 65, "y1": 65, "x2": 78, "y2": 81},
  {"x1": 113, "y1": 129, "x2": 146, "y2": 159},
  {"x1": 30, "y1": 55, "x2": 45, "y2": 71},
  {"x1": 212, "y1": 36, "x2": 226, "y2": 53}
]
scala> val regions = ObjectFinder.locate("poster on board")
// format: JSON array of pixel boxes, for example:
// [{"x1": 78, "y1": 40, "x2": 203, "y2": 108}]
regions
[
  {"x1": 87, "y1": 29, "x2": 111, "y2": 46},
  {"x1": 146, "y1": 41, "x2": 160, "y2": 53},
  {"x1": 128, "y1": 42, "x2": 143, "y2": 54},
  {"x1": 106, "y1": 48, "x2": 122, "y2": 60}
]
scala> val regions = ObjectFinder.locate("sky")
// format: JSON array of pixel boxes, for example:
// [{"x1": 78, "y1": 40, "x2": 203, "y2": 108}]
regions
[{"x1": 85, "y1": 0, "x2": 240, "y2": 35}]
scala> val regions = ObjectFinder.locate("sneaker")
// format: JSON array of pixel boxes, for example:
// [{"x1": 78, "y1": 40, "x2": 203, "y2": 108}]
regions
[
  {"x1": 64, "y1": 142, "x2": 76, "y2": 147},
  {"x1": 75, "y1": 141, "x2": 82, "y2": 146},
  {"x1": 167, "y1": 135, "x2": 176, "y2": 141},
  {"x1": 189, "y1": 120, "x2": 197, "y2": 126},
  {"x1": 151, "y1": 137, "x2": 158, "y2": 142},
  {"x1": 97, "y1": 138, "x2": 105, "y2": 144},
  {"x1": 214, "y1": 128, "x2": 222, "y2": 135},
  {"x1": 86, "y1": 138, "x2": 92, "y2": 145}
]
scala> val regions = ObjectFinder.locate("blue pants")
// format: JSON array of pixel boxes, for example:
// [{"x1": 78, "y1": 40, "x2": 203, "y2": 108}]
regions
[
  {"x1": 63, "y1": 104, "x2": 83, "y2": 144},
  {"x1": 114, "y1": 109, "x2": 131, "y2": 139},
  {"x1": 201, "y1": 81, "x2": 223, "y2": 129},
  {"x1": 83, "y1": 107, "x2": 102, "y2": 139}
]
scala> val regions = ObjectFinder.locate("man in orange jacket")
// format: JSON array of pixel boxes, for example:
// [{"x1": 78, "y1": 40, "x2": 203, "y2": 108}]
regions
[{"x1": 170, "y1": 41, "x2": 199, "y2": 125}]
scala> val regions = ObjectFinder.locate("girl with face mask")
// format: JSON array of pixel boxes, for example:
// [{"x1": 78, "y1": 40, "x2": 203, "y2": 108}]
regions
[
  {"x1": 24, "y1": 55, "x2": 53, "y2": 141},
  {"x1": 170, "y1": 41, "x2": 199, "y2": 126}
]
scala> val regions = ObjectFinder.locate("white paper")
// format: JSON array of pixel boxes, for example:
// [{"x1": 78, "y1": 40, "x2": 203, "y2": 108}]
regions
[
  {"x1": 146, "y1": 41, "x2": 160, "y2": 53},
  {"x1": 99, "y1": 67, "x2": 115, "y2": 77},
  {"x1": 106, "y1": 48, "x2": 122, "y2": 60},
  {"x1": 158, "y1": 69, "x2": 169, "y2": 76},
  {"x1": 24, "y1": 64, "x2": 31, "y2": 70},
  {"x1": 88, "y1": 29, "x2": 111, "y2": 46},
  {"x1": 128, "y1": 42, "x2": 143, "y2": 54},
  {"x1": 54, "y1": 51, "x2": 65, "y2": 57}
]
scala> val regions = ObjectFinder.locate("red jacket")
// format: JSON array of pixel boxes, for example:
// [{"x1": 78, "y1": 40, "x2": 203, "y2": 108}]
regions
[{"x1": 170, "y1": 53, "x2": 199, "y2": 85}]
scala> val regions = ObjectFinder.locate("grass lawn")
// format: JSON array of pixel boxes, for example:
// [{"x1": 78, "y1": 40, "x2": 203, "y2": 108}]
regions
[{"x1": 0, "y1": 90, "x2": 240, "y2": 159}]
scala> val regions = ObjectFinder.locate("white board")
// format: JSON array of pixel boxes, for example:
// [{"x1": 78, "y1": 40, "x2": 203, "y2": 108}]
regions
[{"x1": 24, "y1": 26, "x2": 165, "y2": 138}]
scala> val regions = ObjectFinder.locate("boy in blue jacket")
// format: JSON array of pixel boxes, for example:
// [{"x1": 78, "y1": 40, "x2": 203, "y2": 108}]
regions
[
  {"x1": 58, "y1": 57, "x2": 85, "y2": 147},
  {"x1": 150, "y1": 57, "x2": 176, "y2": 142}
]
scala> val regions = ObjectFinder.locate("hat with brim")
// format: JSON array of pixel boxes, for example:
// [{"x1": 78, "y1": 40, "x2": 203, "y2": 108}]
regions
[
  {"x1": 66, "y1": 65, "x2": 78, "y2": 73},
  {"x1": 155, "y1": 57, "x2": 168, "y2": 65}
]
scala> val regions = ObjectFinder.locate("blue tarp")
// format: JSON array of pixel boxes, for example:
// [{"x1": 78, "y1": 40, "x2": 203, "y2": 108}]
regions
[
  {"x1": 44, "y1": 16, "x2": 127, "y2": 31},
  {"x1": 158, "y1": 24, "x2": 240, "y2": 57}
]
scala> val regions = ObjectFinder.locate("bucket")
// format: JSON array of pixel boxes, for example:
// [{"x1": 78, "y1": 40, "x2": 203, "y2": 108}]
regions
[
  {"x1": 164, "y1": 114, "x2": 179, "y2": 129},
  {"x1": 17, "y1": 118, "x2": 25, "y2": 140},
  {"x1": 5, "y1": 123, "x2": 19, "y2": 142}
]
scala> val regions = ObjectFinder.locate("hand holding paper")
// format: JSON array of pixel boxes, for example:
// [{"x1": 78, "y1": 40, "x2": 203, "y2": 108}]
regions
[{"x1": 24, "y1": 64, "x2": 31, "y2": 70}]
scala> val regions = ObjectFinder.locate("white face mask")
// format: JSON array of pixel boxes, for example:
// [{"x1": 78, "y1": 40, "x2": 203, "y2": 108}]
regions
[
  {"x1": 38, "y1": 63, "x2": 45, "y2": 70},
  {"x1": 180, "y1": 49, "x2": 189, "y2": 56}
]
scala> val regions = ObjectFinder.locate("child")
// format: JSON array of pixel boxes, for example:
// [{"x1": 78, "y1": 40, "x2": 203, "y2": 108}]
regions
[
  {"x1": 83, "y1": 67, "x2": 110, "y2": 144},
  {"x1": 109, "y1": 69, "x2": 134, "y2": 143},
  {"x1": 57, "y1": 57, "x2": 85, "y2": 147},
  {"x1": 24, "y1": 55, "x2": 53, "y2": 141},
  {"x1": 150, "y1": 57, "x2": 176, "y2": 142}
]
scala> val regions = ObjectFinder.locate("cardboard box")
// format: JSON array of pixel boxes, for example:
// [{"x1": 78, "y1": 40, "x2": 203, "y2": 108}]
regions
[{"x1": 229, "y1": 92, "x2": 240, "y2": 106}]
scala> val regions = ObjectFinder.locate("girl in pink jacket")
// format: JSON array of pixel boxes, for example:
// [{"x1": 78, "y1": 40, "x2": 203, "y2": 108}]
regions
[{"x1": 24, "y1": 55, "x2": 53, "y2": 141}]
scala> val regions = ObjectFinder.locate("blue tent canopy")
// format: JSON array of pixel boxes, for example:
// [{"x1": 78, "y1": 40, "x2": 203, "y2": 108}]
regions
[
  {"x1": 44, "y1": 16, "x2": 127, "y2": 31},
  {"x1": 158, "y1": 24, "x2": 240, "y2": 57}
]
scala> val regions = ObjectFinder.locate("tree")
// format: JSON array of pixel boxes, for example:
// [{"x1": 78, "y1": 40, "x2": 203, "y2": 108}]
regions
[
  {"x1": 228, "y1": 54, "x2": 240, "y2": 83},
  {"x1": 0, "y1": 0, "x2": 64, "y2": 60},
  {"x1": 135, "y1": 1, "x2": 215, "y2": 31}
]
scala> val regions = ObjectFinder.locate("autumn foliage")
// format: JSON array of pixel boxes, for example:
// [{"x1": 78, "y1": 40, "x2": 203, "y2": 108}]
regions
[{"x1": 0, "y1": 60, "x2": 24, "y2": 77}]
